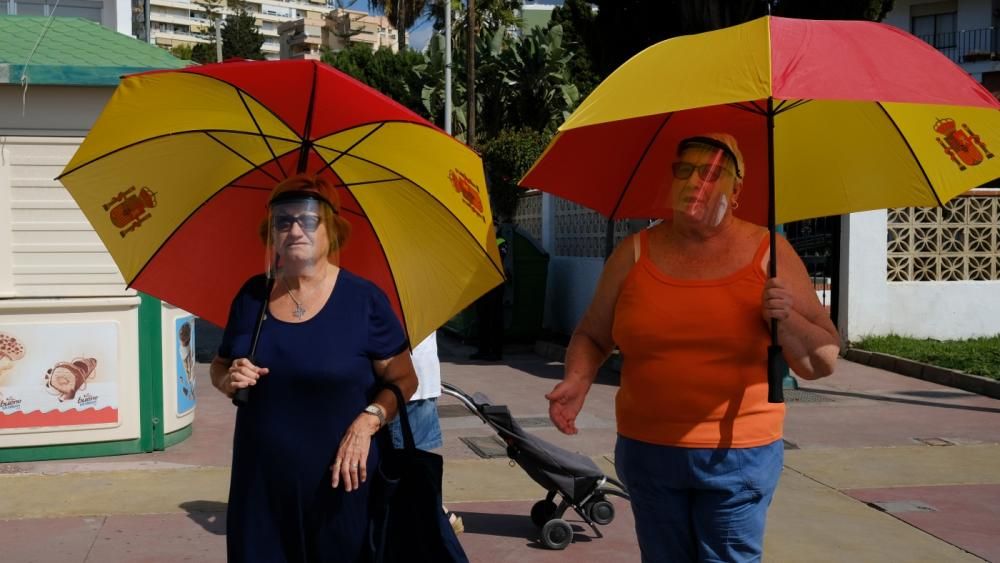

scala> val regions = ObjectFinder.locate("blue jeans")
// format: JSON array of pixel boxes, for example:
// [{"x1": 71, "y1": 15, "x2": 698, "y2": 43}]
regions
[
  {"x1": 389, "y1": 398, "x2": 443, "y2": 451},
  {"x1": 615, "y1": 436, "x2": 784, "y2": 563}
]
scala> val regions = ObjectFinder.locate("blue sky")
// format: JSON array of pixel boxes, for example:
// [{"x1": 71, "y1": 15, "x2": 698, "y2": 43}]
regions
[{"x1": 363, "y1": 0, "x2": 565, "y2": 52}]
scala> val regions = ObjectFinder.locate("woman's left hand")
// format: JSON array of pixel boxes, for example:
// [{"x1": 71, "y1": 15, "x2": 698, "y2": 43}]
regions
[
  {"x1": 331, "y1": 413, "x2": 380, "y2": 492},
  {"x1": 761, "y1": 277, "x2": 795, "y2": 323}
]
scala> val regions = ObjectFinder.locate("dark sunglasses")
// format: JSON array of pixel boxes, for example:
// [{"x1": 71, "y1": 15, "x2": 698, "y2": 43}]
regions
[
  {"x1": 273, "y1": 214, "x2": 322, "y2": 233},
  {"x1": 671, "y1": 161, "x2": 734, "y2": 182}
]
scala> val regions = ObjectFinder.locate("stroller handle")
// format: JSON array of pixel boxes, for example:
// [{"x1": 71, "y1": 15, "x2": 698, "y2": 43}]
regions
[{"x1": 441, "y1": 381, "x2": 491, "y2": 425}]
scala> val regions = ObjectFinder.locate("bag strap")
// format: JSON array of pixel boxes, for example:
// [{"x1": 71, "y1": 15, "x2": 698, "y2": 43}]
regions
[{"x1": 382, "y1": 382, "x2": 416, "y2": 451}]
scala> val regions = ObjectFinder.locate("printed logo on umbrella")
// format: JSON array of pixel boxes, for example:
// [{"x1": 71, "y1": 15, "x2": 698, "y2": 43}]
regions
[
  {"x1": 934, "y1": 118, "x2": 994, "y2": 171},
  {"x1": 449, "y1": 169, "x2": 486, "y2": 221},
  {"x1": 103, "y1": 186, "x2": 158, "y2": 238}
]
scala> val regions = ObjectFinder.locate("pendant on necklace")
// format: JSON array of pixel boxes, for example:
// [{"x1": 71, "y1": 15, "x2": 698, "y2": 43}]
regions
[{"x1": 293, "y1": 304, "x2": 306, "y2": 319}]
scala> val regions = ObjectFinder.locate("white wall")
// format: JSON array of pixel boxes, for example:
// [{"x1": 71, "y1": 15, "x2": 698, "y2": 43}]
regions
[
  {"x1": 102, "y1": 0, "x2": 136, "y2": 36},
  {"x1": 844, "y1": 209, "x2": 1000, "y2": 340},
  {"x1": 1, "y1": 85, "x2": 114, "y2": 137}
]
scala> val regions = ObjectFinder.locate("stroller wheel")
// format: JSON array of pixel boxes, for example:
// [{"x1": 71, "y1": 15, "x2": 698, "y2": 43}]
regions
[
  {"x1": 530, "y1": 499, "x2": 558, "y2": 528},
  {"x1": 541, "y1": 519, "x2": 573, "y2": 550},
  {"x1": 586, "y1": 499, "x2": 615, "y2": 525}
]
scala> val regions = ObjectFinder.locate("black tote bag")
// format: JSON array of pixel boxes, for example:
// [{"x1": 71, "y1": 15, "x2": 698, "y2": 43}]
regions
[{"x1": 368, "y1": 383, "x2": 469, "y2": 563}]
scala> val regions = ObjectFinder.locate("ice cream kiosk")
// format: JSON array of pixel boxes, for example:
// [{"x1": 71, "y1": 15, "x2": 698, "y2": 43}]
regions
[{"x1": 0, "y1": 17, "x2": 192, "y2": 462}]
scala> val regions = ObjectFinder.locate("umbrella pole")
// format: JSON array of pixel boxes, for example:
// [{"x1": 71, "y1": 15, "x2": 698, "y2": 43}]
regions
[
  {"x1": 766, "y1": 97, "x2": 787, "y2": 404},
  {"x1": 233, "y1": 264, "x2": 277, "y2": 406}
]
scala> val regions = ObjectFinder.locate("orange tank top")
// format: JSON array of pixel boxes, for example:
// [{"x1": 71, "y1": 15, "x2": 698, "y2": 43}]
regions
[{"x1": 612, "y1": 229, "x2": 784, "y2": 448}]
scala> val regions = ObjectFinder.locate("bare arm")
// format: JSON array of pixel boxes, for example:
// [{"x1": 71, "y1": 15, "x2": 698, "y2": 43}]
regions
[
  {"x1": 763, "y1": 236, "x2": 841, "y2": 379},
  {"x1": 548, "y1": 234, "x2": 637, "y2": 434},
  {"x1": 331, "y1": 350, "x2": 418, "y2": 492}
]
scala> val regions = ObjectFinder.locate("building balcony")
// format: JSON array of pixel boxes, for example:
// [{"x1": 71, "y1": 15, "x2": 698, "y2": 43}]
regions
[{"x1": 917, "y1": 27, "x2": 999, "y2": 64}]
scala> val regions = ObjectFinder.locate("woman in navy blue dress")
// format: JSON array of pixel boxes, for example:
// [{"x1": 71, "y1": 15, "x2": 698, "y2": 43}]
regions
[{"x1": 210, "y1": 174, "x2": 418, "y2": 562}]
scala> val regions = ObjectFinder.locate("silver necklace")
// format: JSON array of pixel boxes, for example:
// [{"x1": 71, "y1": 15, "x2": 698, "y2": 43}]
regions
[{"x1": 282, "y1": 277, "x2": 307, "y2": 319}]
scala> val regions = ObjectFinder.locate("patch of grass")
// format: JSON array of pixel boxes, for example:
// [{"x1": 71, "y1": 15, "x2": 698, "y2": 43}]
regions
[{"x1": 852, "y1": 334, "x2": 1000, "y2": 380}]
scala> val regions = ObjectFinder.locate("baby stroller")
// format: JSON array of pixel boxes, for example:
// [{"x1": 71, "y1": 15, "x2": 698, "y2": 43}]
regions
[{"x1": 441, "y1": 381, "x2": 629, "y2": 550}]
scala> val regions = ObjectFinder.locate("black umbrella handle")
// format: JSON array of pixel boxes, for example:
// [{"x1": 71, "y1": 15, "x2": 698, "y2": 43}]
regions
[
  {"x1": 767, "y1": 344, "x2": 786, "y2": 403},
  {"x1": 232, "y1": 276, "x2": 275, "y2": 407}
]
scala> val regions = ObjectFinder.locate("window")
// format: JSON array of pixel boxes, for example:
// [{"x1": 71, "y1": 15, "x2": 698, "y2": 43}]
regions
[{"x1": 911, "y1": 1, "x2": 958, "y2": 49}]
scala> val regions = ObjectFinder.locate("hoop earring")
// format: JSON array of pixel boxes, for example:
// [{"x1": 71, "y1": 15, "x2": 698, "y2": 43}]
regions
[{"x1": 731, "y1": 199, "x2": 740, "y2": 210}]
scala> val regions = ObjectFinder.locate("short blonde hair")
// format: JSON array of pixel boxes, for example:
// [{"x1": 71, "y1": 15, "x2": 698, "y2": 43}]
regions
[{"x1": 258, "y1": 174, "x2": 352, "y2": 258}]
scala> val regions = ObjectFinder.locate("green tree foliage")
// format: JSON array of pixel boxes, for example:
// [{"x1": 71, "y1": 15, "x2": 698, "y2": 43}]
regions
[
  {"x1": 221, "y1": 1, "x2": 265, "y2": 60},
  {"x1": 549, "y1": 0, "x2": 599, "y2": 98},
  {"x1": 191, "y1": 42, "x2": 217, "y2": 64},
  {"x1": 170, "y1": 44, "x2": 194, "y2": 60},
  {"x1": 479, "y1": 128, "x2": 550, "y2": 221},
  {"x1": 322, "y1": 44, "x2": 430, "y2": 118}
]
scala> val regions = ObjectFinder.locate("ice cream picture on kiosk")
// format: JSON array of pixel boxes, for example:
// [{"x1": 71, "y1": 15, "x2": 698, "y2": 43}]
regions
[
  {"x1": 0, "y1": 323, "x2": 119, "y2": 430},
  {"x1": 0, "y1": 333, "x2": 25, "y2": 382}
]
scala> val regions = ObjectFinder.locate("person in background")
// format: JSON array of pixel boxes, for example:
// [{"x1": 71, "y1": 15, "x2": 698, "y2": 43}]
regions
[
  {"x1": 389, "y1": 331, "x2": 464, "y2": 533},
  {"x1": 545, "y1": 134, "x2": 840, "y2": 562},
  {"x1": 470, "y1": 224, "x2": 509, "y2": 361}
]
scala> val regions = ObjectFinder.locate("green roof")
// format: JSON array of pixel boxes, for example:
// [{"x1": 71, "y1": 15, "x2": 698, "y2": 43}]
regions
[{"x1": 0, "y1": 16, "x2": 189, "y2": 86}]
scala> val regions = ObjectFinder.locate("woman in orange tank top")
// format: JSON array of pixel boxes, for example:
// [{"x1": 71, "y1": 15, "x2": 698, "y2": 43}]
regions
[{"x1": 546, "y1": 134, "x2": 840, "y2": 562}]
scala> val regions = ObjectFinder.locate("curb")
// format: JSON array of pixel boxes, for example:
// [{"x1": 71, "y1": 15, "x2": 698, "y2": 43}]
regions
[{"x1": 844, "y1": 348, "x2": 1000, "y2": 400}]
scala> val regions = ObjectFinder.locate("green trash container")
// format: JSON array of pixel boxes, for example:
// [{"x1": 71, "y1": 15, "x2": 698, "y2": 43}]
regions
[
  {"x1": 443, "y1": 224, "x2": 549, "y2": 343},
  {"x1": 504, "y1": 224, "x2": 549, "y2": 342}
]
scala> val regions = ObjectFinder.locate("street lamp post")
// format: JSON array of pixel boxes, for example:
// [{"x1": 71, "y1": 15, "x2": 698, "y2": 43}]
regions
[
  {"x1": 466, "y1": 0, "x2": 475, "y2": 147},
  {"x1": 444, "y1": 0, "x2": 452, "y2": 135}
]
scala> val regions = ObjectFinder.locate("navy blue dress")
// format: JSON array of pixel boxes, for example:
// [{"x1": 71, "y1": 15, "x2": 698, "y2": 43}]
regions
[{"x1": 219, "y1": 270, "x2": 407, "y2": 563}]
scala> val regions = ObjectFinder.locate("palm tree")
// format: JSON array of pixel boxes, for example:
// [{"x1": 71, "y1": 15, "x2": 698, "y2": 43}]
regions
[{"x1": 369, "y1": 0, "x2": 429, "y2": 51}]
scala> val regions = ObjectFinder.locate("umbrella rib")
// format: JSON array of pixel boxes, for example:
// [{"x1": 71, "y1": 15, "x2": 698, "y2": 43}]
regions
[
  {"x1": 774, "y1": 99, "x2": 812, "y2": 115},
  {"x1": 875, "y1": 102, "x2": 944, "y2": 207},
  {"x1": 125, "y1": 144, "x2": 302, "y2": 287},
  {"x1": 313, "y1": 123, "x2": 389, "y2": 176},
  {"x1": 297, "y1": 63, "x2": 319, "y2": 173},
  {"x1": 726, "y1": 102, "x2": 767, "y2": 115},
  {"x1": 339, "y1": 168, "x2": 506, "y2": 282},
  {"x1": 238, "y1": 90, "x2": 289, "y2": 179},
  {"x1": 203, "y1": 132, "x2": 282, "y2": 184},
  {"x1": 607, "y1": 113, "x2": 674, "y2": 220},
  {"x1": 357, "y1": 206, "x2": 412, "y2": 346},
  {"x1": 57, "y1": 130, "x2": 302, "y2": 179}
]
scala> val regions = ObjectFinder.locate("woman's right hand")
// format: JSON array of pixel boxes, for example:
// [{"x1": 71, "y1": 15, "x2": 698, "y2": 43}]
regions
[
  {"x1": 546, "y1": 378, "x2": 591, "y2": 435},
  {"x1": 220, "y1": 358, "x2": 269, "y2": 398}
]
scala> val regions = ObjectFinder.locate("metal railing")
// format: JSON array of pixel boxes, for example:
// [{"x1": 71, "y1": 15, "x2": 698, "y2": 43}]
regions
[{"x1": 916, "y1": 27, "x2": 998, "y2": 64}]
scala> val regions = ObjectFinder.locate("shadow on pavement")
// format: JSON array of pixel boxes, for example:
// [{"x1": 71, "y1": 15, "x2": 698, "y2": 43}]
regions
[
  {"x1": 806, "y1": 388, "x2": 1000, "y2": 413},
  {"x1": 180, "y1": 500, "x2": 228, "y2": 535}
]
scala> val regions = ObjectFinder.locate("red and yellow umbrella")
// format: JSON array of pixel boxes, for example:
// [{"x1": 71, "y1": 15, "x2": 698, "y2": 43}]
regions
[
  {"x1": 58, "y1": 59, "x2": 504, "y2": 345},
  {"x1": 520, "y1": 16, "x2": 1000, "y2": 401},
  {"x1": 522, "y1": 16, "x2": 1000, "y2": 227}
]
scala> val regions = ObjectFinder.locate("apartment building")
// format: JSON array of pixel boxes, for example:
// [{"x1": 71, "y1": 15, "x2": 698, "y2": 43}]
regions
[
  {"x1": 146, "y1": 1, "x2": 395, "y2": 59},
  {"x1": 884, "y1": 0, "x2": 1000, "y2": 91},
  {"x1": 277, "y1": 7, "x2": 397, "y2": 60}
]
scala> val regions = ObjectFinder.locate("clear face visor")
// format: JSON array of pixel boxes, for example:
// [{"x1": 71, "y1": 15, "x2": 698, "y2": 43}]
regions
[
  {"x1": 669, "y1": 145, "x2": 738, "y2": 228},
  {"x1": 265, "y1": 196, "x2": 327, "y2": 278}
]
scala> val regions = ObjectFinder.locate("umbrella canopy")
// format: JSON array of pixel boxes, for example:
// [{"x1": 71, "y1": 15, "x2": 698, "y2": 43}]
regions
[
  {"x1": 520, "y1": 16, "x2": 1000, "y2": 228},
  {"x1": 58, "y1": 59, "x2": 504, "y2": 345}
]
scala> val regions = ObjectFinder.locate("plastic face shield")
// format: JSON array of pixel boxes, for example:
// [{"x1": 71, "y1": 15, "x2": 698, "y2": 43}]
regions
[
  {"x1": 265, "y1": 192, "x2": 329, "y2": 277},
  {"x1": 669, "y1": 141, "x2": 740, "y2": 228}
]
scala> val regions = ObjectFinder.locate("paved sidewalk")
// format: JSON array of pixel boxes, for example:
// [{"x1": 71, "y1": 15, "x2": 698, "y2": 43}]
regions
[{"x1": 1, "y1": 333, "x2": 998, "y2": 562}]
